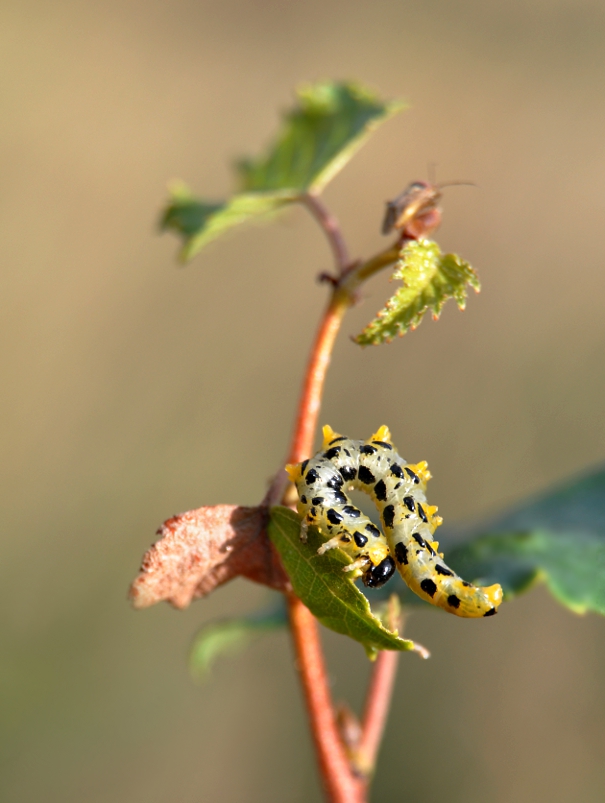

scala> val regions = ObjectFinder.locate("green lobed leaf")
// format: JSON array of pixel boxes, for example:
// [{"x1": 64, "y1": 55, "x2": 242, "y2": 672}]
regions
[
  {"x1": 161, "y1": 82, "x2": 404, "y2": 261},
  {"x1": 160, "y1": 182, "x2": 297, "y2": 261},
  {"x1": 355, "y1": 239, "x2": 480, "y2": 346},
  {"x1": 238, "y1": 81, "x2": 405, "y2": 194},
  {"x1": 189, "y1": 600, "x2": 288, "y2": 680},
  {"x1": 447, "y1": 466, "x2": 605, "y2": 615},
  {"x1": 268, "y1": 506, "x2": 427, "y2": 659}
]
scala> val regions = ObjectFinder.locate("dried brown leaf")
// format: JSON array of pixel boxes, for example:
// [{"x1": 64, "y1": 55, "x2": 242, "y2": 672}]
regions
[{"x1": 129, "y1": 504, "x2": 289, "y2": 610}]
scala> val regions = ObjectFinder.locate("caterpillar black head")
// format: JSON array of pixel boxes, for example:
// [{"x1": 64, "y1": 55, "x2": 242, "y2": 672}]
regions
[{"x1": 362, "y1": 555, "x2": 396, "y2": 589}]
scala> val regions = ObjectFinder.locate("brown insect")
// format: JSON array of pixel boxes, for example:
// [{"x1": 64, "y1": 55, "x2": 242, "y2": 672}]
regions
[{"x1": 382, "y1": 180, "x2": 474, "y2": 240}]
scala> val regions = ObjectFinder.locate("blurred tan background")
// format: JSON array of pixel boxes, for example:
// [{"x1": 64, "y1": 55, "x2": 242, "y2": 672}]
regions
[{"x1": 2, "y1": 0, "x2": 605, "y2": 800}]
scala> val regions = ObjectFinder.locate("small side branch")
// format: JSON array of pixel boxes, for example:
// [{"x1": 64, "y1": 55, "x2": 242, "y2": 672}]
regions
[
  {"x1": 357, "y1": 649, "x2": 400, "y2": 778},
  {"x1": 302, "y1": 192, "x2": 351, "y2": 274}
]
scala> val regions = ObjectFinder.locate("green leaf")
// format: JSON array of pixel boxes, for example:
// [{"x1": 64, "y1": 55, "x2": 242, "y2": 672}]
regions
[
  {"x1": 238, "y1": 81, "x2": 405, "y2": 194},
  {"x1": 160, "y1": 182, "x2": 297, "y2": 261},
  {"x1": 189, "y1": 600, "x2": 288, "y2": 680},
  {"x1": 161, "y1": 82, "x2": 404, "y2": 261},
  {"x1": 268, "y1": 506, "x2": 428, "y2": 659},
  {"x1": 355, "y1": 239, "x2": 480, "y2": 346},
  {"x1": 447, "y1": 467, "x2": 605, "y2": 615}
]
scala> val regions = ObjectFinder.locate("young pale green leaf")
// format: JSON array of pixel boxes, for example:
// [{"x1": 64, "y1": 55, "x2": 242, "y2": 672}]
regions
[
  {"x1": 237, "y1": 81, "x2": 405, "y2": 194},
  {"x1": 447, "y1": 467, "x2": 605, "y2": 615},
  {"x1": 268, "y1": 506, "x2": 427, "y2": 659},
  {"x1": 355, "y1": 239, "x2": 480, "y2": 346},
  {"x1": 160, "y1": 182, "x2": 297, "y2": 261},
  {"x1": 189, "y1": 601, "x2": 288, "y2": 680}
]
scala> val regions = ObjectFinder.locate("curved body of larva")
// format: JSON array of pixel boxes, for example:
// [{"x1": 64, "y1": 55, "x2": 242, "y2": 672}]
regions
[{"x1": 286, "y1": 425, "x2": 503, "y2": 618}]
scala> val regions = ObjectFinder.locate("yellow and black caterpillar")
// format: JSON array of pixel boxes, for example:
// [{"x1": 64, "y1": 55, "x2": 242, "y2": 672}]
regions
[{"x1": 286, "y1": 425, "x2": 503, "y2": 618}]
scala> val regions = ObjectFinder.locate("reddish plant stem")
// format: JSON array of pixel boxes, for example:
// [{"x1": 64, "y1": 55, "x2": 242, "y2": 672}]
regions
[
  {"x1": 282, "y1": 206, "x2": 402, "y2": 803},
  {"x1": 302, "y1": 193, "x2": 350, "y2": 274},
  {"x1": 289, "y1": 594, "x2": 365, "y2": 803},
  {"x1": 287, "y1": 293, "x2": 348, "y2": 467},
  {"x1": 284, "y1": 288, "x2": 362, "y2": 803}
]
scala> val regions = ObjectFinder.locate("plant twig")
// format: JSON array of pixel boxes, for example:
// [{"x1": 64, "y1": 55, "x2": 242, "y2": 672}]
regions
[
  {"x1": 282, "y1": 285, "x2": 360, "y2": 802},
  {"x1": 302, "y1": 192, "x2": 351, "y2": 274},
  {"x1": 340, "y1": 243, "x2": 402, "y2": 293},
  {"x1": 358, "y1": 649, "x2": 399, "y2": 779},
  {"x1": 287, "y1": 293, "x2": 349, "y2": 467},
  {"x1": 279, "y1": 201, "x2": 404, "y2": 803},
  {"x1": 288, "y1": 594, "x2": 365, "y2": 803}
]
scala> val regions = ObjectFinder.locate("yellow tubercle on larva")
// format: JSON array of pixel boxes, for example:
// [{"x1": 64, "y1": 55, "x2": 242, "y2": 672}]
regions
[
  {"x1": 322, "y1": 424, "x2": 342, "y2": 449},
  {"x1": 407, "y1": 460, "x2": 431, "y2": 486},
  {"x1": 425, "y1": 504, "x2": 439, "y2": 518},
  {"x1": 424, "y1": 505, "x2": 443, "y2": 533},
  {"x1": 486, "y1": 584, "x2": 504, "y2": 608},
  {"x1": 285, "y1": 463, "x2": 301, "y2": 482},
  {"x1": 370, "y1": 425, "x2": 392, "y2": 444}
]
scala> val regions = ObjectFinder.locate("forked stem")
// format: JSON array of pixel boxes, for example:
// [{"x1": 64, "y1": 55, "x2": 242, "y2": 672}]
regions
[
  {"x1": 281, "y1": 200, "x2": 403, "y2": 802},
  {"x1": 302, "y1": 192, "x2": 351, "y2": 274}
]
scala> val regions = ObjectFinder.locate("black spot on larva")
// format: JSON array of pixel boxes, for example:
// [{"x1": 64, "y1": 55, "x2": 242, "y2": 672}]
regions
[
  {"x1": 417, "y1": 504, "x2": 428, "y2": 523},
  {"x1": 395, "y1": 542, "x2": 408, "y2": 565},
  {"x1": 404, "y1": 467, "x2": 420, "y2": 484},
  {"x1": 390, "y1": 463, "x2": 404, "y2": 478},
  {"x1": 382, "y1": 505, "x2": 395, "y2": 528},
  {"x1": 309, "y1": 508, "x2": 316, "y2": 518},
  {"x1": 339, "y1": 465, "x2": 357, "y2": 482},
  {"x1": 402, "y1": 496, "x2": 415, "y2": 513},
  {"x1": 323, "y1": 447, "x2": 341, "y2": 460},
  {"x1": 462, "y1": 581, "x2": 472, "y2": 587},
  {"x1": 343, "y1": 505, "x2": 361, "y2": 518},
  {"x1": 420, "y1": 578, "x2": 437, "y2": 597},
  {"x1": 484, "y1": 607, "x2": 498, "y2": 617},
  {"x1": 435, "y1": 564, "x2": 453, "y2": 576},
  {"x1": 301, "y1": 495, "x2": 307, "y2": 504},
  {"x1": 362, "y1": 555, "x2": 396, "y2": 588},
  {"x1": 344, "y1": 449, "x2": 351, "y2": 457},
  {"x1": 413, "y1": 533, "x2": 426, "y2": 548},
  {"x1": 394, "y1": 482, "x2": 402, "y2": 490},
  {"x1": 305, "y1": 467, "x2": 319, "y2": 484},
  {"x1": 332, "y1": 491, "x2": 347, "y2": 505},
  {"x1": 365, "y1": 523, "x2": 381, "y2": 538},
  {"x1": 358, "y1": 466, "x2": 376, "y2": 485},
  {"x1": 447, "y1": 594, "x2": 461, "y2": 609},
  {"x1": 360, "y1": 444, "x2": 377, "y2": 456},
  {"x1": 326, "y1": 474, "x2": 344, "y2": 490},
  {"x1": 353, "y1": 531, "x2": 368, "y2": 547},
  {"x1": 300, "y1": 459, "x2": 309, "y2": 474},
  {"x1": 340, "y1": 535, "x2": 351, "y2": 543},
  {"x1": 327, "y1": 509, "x2": 343, "y2": 525},
  {"x1": 374, "y1": 479, "x2": 387, "y2": 501},
  {"x1": 329, "y1": 436, "x2": 347, "y2": 445},
  {"x1": 372, "y1": 440, "x2": 393, "y2": 450},
  {"x1": 426, "y1": 542, "x2": 436, "y2": 556},
  {"x1": 311, "y1": 496, "x2": 324, "y2": 505}
]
